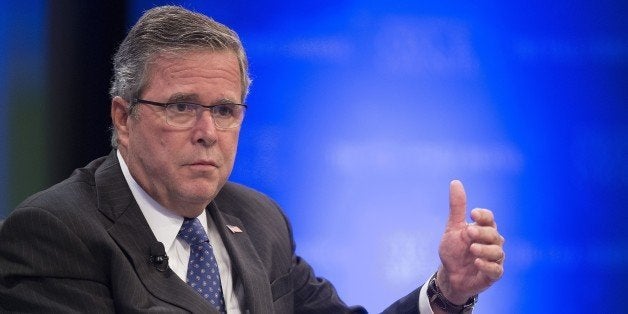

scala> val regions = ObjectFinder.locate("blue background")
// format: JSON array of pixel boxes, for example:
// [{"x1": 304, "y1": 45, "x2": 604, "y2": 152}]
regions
[{"x1": 2, "y1": 1, "x2": 627, "y2": 312}]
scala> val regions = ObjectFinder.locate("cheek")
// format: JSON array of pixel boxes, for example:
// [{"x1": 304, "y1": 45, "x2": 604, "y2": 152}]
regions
[
  {"x1": 158, "y1": 136, "x2": 168, "y2": 148},
  {"x1": 132, "y1": 128, "x2": 174, "y2": 164},
  {"x1": 221, "y1": 133, "x2": 239, "y2": 159}
]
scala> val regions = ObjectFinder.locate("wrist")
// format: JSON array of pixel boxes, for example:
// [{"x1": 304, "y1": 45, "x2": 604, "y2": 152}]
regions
[
  {"x1": 427, "y1": 271, "x2": 477, "y2": 313},
  {"x1": 435, "y1": 270, "x2": 471, "y2": 304}
]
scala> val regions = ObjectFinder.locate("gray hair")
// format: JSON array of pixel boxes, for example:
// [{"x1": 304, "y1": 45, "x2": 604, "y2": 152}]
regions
[{"x1": 109, "y1": 6, "x2": 251, "y2": 148}]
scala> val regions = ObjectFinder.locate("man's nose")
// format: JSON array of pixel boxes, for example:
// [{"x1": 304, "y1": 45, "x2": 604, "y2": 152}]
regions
[{"x1": 192, "y1": 110, "x2": 218, "y2": 146}]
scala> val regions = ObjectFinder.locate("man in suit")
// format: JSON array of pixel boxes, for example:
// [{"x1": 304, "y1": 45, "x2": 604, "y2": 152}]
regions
[{"x1": 0, "y1": 6, "x2": 504, "y2": 313}]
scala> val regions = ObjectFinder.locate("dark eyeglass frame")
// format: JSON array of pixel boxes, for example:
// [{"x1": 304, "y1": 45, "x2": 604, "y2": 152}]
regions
[{"x1": 133, "y1": 98, "x2": 248, "y2": 129}]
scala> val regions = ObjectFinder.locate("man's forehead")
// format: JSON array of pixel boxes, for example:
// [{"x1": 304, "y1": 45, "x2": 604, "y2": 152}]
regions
[
  {"x1": 144, "y1": 50, "x2": 241, "y2": 84},
  {"x1": 150, "y1": 49, "x2": 236, "y2": 64},
  {"x1": 145, "y1": 50, "x2": 240, "y2": 81}
]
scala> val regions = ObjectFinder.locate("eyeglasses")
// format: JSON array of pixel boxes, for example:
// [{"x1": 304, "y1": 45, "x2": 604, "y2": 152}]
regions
[{"x1": 134, "y1": 98, "x2": 247, "y2": 129}]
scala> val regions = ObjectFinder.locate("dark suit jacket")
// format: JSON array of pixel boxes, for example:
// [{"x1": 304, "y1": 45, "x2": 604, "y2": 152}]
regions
[{"x1": 0, "y1": 151, "x2": 420, "y2": 313}]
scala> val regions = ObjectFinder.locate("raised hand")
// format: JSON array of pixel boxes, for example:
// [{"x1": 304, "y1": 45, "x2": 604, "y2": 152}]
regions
[{"x1": 435, "y1": 180, "x2": 505, "y2": 305}]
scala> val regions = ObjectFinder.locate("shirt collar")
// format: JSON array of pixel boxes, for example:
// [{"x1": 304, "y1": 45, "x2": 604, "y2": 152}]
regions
[{"x1": 116, "y1": 150, "x2": 209, "y2": 252}]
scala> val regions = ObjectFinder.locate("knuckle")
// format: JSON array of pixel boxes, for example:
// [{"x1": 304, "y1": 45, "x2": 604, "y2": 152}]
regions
[{"x1": 492, "y1": 232, "x2": 501, "y2": 243}]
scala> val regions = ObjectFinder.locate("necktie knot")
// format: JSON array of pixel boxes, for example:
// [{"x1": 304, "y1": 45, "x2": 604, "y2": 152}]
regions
[{"x1": 178, "y1": 217, "x2": 209, "y2": 246}]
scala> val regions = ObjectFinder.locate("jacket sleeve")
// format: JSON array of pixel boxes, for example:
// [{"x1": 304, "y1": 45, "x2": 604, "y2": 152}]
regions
[
  {"x1": 381, "y1": 288, "x2": 422, "y2": 313},
  {"x1": 0, "y1": 206, "x2": 115, "y2": 313},
  {"x1": 263, "y1": 195, "x2": 365, "y2": 314},
  {"x1": 290, "y1": 253, "x2": 367, "y2": 314}
]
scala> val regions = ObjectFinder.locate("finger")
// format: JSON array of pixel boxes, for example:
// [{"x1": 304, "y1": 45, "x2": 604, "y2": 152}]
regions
[
  {"x1": 470, "y1": 243, "x2": 505, "y2": 263},
  {"x1": 447, "y1": 180, "x2": 467, "y2": 228},
  {"x1": 467, "y1": 225, "x2": 504, "y2": 245},
  {"x1": 474, "y1": 258, "x2": 504, "y2": 281},
  {"x1": 470, "y1": 208, "x2": 497, "y2": 228}
]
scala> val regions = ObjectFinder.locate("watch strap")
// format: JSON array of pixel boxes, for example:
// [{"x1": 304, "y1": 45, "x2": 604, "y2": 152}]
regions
[{"x1": 426, "y1": 271, "x2": 478, "y2": 313}]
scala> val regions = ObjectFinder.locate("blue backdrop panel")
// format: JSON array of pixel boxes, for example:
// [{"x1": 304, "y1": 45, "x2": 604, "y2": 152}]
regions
[
  {"x1": 123, "y1": 1, "x2": 628, "y2": 312},
  {"x1": 0, "y1": 2, "x2": 9, "y2": 215},
  {"x1": 0, "y1": 1, "x2": 47, "y2": 217}
]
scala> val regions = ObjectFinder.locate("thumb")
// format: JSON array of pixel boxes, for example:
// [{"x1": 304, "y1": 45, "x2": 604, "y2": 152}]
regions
[{"x1": 447, "y1": 180, "x2": 467, "y2": 228}]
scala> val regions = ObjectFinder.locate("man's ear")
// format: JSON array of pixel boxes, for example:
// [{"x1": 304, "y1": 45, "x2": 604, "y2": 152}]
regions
[{"x1": 111, "y1": 96, "x2": 131, "y2": 148}]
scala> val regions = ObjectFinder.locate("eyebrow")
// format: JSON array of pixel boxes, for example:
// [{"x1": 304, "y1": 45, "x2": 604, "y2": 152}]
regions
[
  {"x1": 166, "y1": 93, "x2": 239, "y2": 105},
  {"x1": 167, "y1": 93, "x2": 201, "y2": 103}
]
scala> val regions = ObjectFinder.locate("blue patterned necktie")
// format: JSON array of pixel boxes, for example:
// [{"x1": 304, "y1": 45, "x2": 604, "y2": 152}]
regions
[{"x1": 178, "y1": 217, "x2": 226, "y2": 313}]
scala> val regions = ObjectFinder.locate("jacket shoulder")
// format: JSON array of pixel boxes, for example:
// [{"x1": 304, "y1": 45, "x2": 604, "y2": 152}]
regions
[
  {"x1": 12, "y1": 155, "x2": 110, "y2": 216},
  {"x1": 218, "y1": 182, "x2": 276, "y2": 203},
  {"x1": 215, "y1": 181, "x2": 292, "y2": 238}
]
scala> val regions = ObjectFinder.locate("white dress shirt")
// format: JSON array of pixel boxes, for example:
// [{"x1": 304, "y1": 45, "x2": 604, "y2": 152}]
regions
[
  {"x1": 117, "y1": 151, "x2": 436, "y2": 313},
  {"x1": 117, "y1": 151, "x2": 243, "y2": 313}
]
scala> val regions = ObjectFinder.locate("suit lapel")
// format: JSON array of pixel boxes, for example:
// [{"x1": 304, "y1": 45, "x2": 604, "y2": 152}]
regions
[
  {"x1": 95, "y1": 151, "x2": 217, "y2": 313},
  {"x1": 208, "y1": 202, "x2": 274, "y2": 313}
]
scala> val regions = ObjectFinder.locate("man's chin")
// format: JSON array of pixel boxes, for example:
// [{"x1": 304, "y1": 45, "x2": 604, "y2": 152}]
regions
[{"x1": 182, "y1": 182, "x2": 223, "y2": 203}]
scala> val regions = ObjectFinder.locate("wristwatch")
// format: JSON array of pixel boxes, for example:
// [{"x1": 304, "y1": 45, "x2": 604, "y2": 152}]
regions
[{"x1": 426, "y1": 272, "x2": 478, "y2": 313}]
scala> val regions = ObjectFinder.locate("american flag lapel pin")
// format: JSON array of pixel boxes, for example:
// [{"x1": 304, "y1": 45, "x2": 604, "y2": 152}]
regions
[{"x1": 226, "y1": 224, "x2": 243, "y2": 233}]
